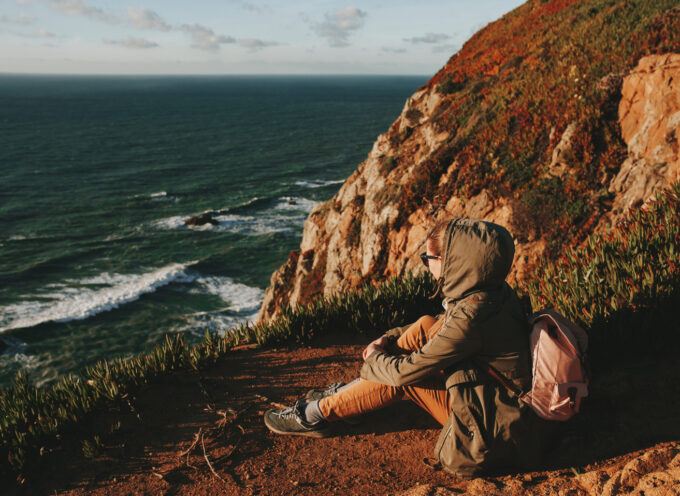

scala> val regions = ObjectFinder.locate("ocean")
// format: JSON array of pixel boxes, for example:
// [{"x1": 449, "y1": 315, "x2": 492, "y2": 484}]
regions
[{"x1": 0, "y1": 74, "x2": 427, "y2": 387}]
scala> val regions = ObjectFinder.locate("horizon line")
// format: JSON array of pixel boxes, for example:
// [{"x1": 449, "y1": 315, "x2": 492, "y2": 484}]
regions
[{"x1": 0, "y1": 71, "x2": 431, "y2": 78}]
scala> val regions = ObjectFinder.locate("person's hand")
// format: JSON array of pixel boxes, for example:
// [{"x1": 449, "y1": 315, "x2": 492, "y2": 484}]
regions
[{"x1": 363, "y1": 336, "x2": 388, "y2": 361}]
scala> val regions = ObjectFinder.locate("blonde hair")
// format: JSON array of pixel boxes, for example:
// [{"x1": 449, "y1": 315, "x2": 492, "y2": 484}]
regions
[{"x1": 427, "y1": 219, "x2": 450, "y2": 256}]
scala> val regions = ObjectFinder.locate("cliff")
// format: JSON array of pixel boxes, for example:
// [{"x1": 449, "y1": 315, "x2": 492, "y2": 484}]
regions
[{"x1": 259, "y1": 1, "x2": 680, "y2": 322}]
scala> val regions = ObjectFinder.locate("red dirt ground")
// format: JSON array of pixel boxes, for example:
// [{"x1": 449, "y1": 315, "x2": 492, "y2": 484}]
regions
[{"x1": 9, "y1": 334, "x2": 680, "y2": 496}]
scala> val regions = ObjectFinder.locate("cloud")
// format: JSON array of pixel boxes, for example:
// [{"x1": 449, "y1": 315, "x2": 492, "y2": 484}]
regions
[
  {"x1": 44, "y1": 0, "x2": 119, "y2": 23},
  {"x1": 3, "y1": 26, "x2": 60, "y2": 38},
  {"x1": 38, "y1": 0, "x2": 238, "y2": 53},
  {"x1": 104, "y1": 36, "x2": 158, "y2": 49},
  {"x1": 403, "y1": 33, "x2": 452, "y2": 44},
  {"x1": 312, "y1": 6, "x2": 366, "y2": 47},
  {"x1": 381, "y1": 47, "x2": 406, "y2": 54},
  {"x1": 0, "y1": 13, "x2": 36, "y2": 24},
  {"x1": 238, "y1": 38, "x2": 278, "y2": 51},
  {"x1": 180, "y1": 23, "x2": 235, "y2": 51},
  {"x1": 242, "y1": 2, "x2": 265, "y2": 13},
  {"x1": 127, "y1": 8, "x2": 171, "y2": 31},
  {"x1": 432, "y1": 43, "x2": 459, "y2": 54}
]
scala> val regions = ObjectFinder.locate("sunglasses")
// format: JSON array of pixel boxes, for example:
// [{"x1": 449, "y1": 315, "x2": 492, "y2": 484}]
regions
[{"x1": 420, "y1": 253, "x2": 441, "y2": 267}]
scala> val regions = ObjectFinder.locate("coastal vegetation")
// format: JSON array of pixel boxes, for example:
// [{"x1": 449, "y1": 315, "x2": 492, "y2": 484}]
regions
[
  {"x1": 2, "y1": 182, "x2": 680, "y2": 482},
  {"x1": 388, "y1": 0, "x2": 680, "y2": 249}
]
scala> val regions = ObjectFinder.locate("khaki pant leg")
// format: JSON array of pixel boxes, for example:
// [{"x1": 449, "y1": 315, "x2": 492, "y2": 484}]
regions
[
  {"x1": 394, "y1": 315, "x2": 441, "y2": 353},
  {"x1": 319, "y1": 314, "x2": 448, "y2": 423},
  {"x1": 396, "y1": 315, "x2": 450, "y2": 426},
  {"x1": 319, "y1": 378, "x2": 403, "y2": 422},
  {"x1": 401, "y1": 382, "x2": 450, "y2": 426},
  {"x1": 319, "y1": 378, "x2": 450, "y2": 425}
]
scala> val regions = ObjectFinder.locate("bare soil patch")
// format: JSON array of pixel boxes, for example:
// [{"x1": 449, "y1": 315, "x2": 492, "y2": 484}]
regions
[{"x1": 9, "y1": 334, "x2": 680, "y2": 496}]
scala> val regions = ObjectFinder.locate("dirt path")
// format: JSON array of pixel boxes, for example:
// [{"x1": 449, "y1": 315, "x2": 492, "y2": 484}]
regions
[{"x1": 12, "y1": 337, "x2": 680, "y2": 496}]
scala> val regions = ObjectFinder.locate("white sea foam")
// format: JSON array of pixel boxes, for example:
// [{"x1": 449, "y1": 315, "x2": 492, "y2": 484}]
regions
[
  {"x1": 153, "y1": 212, "x2": 307, "y2": 236},
  {"x1": 7, "y1": 233, "x2": 41, "y2": 241},
  {"x1": 0, "y1": 335, "x2": 40, "y2": 382},
  {"x1": 0, "y1": 335, "x2": 26, "y2": 355},
  {"x1": 181, "y1": 276, "x2": 264, "y2": 336},
  {"x1": 0, "y1": 262, "x2": 197, "y2": 333},
  {"x1": 130, "y1": 191, "x2": 179, "y2": 202},
  {"x1": 152, "y1": 196, "x2": 317, "y2": 236},
  {"x1": 275, "y1": 196, "x2": 320, "y2": 213},
  {"x1": 196, "y1": 276, "x2": 264, "y2": 313},
  {"x1": 294, "y1": 179, "x2": 344, "y2": 188}
]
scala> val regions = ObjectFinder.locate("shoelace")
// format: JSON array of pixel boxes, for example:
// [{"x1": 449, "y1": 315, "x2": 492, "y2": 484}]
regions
[{"x1": 275, "y1": 400, "x2": 304, "y2": 420}]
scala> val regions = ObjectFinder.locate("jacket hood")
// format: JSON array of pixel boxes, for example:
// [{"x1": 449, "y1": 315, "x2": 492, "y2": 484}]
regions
[{"x1": 439, "y1": 218, "x2": 515, "y2": 302}]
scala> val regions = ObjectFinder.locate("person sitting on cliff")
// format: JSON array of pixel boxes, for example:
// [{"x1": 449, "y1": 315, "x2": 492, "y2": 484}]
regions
[{"x1": 263, "y1": 218, "x2": 540, "y2": 477}]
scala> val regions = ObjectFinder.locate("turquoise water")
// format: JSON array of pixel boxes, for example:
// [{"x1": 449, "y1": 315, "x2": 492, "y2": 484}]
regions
[{"x1": 0, "y1": 74, "x2": 427, "y2": 386}]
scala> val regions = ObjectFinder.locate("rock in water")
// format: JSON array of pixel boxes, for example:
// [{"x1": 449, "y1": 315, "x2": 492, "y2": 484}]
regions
[{"x1": 184, "y1": 213, "x2": 218, "y2": 226}]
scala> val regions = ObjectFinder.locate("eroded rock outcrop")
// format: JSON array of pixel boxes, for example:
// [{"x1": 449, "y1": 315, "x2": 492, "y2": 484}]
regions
[
  {"x1": 257, "y1": 84, "x2": 543, "y2": 321},
  {"x1": 259, "y1": 54, "x2": 680, "y2": 322},
  {"x1": 608, "y1": 53, "x2": 680, "y2": 223}
]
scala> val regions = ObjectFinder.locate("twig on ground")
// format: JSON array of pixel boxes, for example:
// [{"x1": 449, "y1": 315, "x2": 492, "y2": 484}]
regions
[
  {"x1": 201, "y1": 433, "x2": 227, "y2": 485},
  {"x1": 179, "y1": 427, "x2": 203, "y2": 468},
  {"x1": 254, "y1": 393, "x2": 288, "y2": 409}
]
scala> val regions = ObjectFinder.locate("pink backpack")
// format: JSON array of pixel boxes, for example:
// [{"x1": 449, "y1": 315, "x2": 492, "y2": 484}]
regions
[
  {"x1": 521, "y1": 309, "x2": 589, "y2": 420},
  {"x1": 478, "y1": 309, "x2": 589, "y2": 421}
]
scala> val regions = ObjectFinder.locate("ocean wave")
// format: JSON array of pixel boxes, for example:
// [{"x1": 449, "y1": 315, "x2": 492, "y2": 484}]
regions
[
  {"x1": 181, "y1": 276, "x2": 263, "y2": 336},
  {"x1": 0, "y1": 262, "x2": 198, "y2": 333},
  {"x1": 6, "y1": 233, "x2": 42, "y2": 242},
  {"x1": 151, "y1": 195, "x2": 318, "y2": 236},
  {"x1": 129, "y1": 191, "x2": 180, "y2": 203},
  {"x1": 216, "y1": 196, "x2": 268, "y2": 214},
  {"x1": 153, "y1": 212, "x2": 307, "y2": 236},
  {"x1": 275, "y1": 196, "x2": 320, "y2": 213},
  {"x1": 195, "y1": 276, "x2": 264, "y2": 313},
  {"x1": 0, "y1": 335, "x2": 26, "y2": 355},
  {"x1": 294, "y1": 179, "x2": 344, "y2": 188},
  {"x1": 0, "y1": 335, "x2": 39, "y2": 383}
]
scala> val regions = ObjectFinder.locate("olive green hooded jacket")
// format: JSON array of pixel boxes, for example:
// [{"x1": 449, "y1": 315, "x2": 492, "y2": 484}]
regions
[{"x1": 360, "y1": 218, "x2": 539, "y2": 476}]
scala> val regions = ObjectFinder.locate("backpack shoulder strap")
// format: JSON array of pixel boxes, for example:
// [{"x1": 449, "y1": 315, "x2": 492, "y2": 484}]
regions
[{"x1": 472, "y1": 358, "x2": 526, "y2": 398}]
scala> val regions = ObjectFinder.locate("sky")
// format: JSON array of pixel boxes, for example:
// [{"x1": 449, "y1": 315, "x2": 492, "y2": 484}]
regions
[{"x1": 0, "y1": 0, "x2": 525, "y2": 75}]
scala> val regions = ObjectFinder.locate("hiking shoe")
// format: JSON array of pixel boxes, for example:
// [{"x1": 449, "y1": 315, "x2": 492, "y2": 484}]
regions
[
  {"x1": 305, "y1": 382, "x2": 362, "y2": 426},
  {"x1": 263, "y1": 400, "x2": 330, "y2": 438},
  {"x1": 305, "y1": 382, "x2": 346, "y2": 401}
]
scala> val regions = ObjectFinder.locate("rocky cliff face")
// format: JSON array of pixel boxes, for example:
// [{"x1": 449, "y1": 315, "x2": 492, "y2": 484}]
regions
[
  {"x1": 607, "y1": 53, "x2": 680, "y2": 222},
  {"x1": 259, "y1": 1, "x2": 680, "y2": 322},
  {"x1": 259, "y1": 52, "x2": 680, "y2": 322}
]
